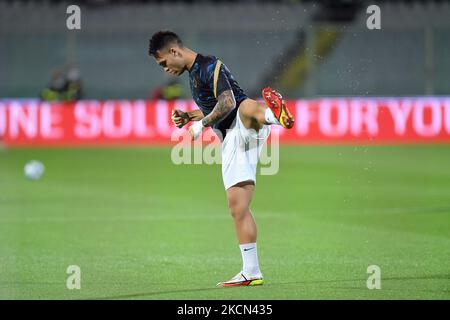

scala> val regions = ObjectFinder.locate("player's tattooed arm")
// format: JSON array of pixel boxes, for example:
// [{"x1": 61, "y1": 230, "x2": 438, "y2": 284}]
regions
[{"x1": 201, "y1": 90, "x2": 236, "y2": 127}]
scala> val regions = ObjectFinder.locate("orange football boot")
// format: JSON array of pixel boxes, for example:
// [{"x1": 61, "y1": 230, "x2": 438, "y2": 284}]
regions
[{"x1": 262, "y1": 87, "x2": 295, "y2": 129}]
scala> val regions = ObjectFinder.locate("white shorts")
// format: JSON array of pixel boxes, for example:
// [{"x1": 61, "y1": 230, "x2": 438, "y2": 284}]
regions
[{"x1": 221, "y1": 109, "x2": 271, "y2": 190}]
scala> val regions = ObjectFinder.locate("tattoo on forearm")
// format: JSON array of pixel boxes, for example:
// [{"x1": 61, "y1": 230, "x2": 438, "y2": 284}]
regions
[{"x1": 201, "y1": 90, "x2": 236, "y2": 127}]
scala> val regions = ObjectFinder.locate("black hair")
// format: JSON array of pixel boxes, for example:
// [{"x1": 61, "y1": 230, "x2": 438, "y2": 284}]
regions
[{"x1": 148, "y1": 31, "x2": 183, "y2": 57}]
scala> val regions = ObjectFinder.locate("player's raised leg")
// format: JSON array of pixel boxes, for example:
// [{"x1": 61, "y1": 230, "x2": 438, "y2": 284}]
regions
[
  {"x1": 217, "y1": 181, "x2": 264, "y2": 287},
  {"x1": 239, "y1": 87, "x2": 295, "y2": 131}
]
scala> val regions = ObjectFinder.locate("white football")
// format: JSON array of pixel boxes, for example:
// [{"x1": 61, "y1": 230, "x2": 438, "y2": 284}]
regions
[{"x1": 24, "y1": 160, "x2": 45, "y2": 181}]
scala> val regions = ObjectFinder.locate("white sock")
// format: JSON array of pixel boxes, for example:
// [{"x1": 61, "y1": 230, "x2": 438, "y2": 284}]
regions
[
  {"x1": 264, "y1": 107, "x2": 280, "y2": 125},
  {"x1": 239, "y1": 242, "x2": 261, "y2": 277}
]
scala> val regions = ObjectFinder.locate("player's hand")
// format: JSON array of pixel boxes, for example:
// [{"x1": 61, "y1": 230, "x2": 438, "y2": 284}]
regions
[
  {"x1": 188, "y1": 121, "x2": 205, "y2": 140},
  {"x1": 171, "y1": 109, "x2": 189, "y2": 128}
]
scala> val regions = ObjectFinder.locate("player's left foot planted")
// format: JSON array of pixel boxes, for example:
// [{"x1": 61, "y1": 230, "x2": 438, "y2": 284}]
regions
[
  {"x1": 262, "y1": 87, "x2": 295, "y2": 129},
  {"x1": 216, "y1": 272, "x2": 264, "y2": 288}
]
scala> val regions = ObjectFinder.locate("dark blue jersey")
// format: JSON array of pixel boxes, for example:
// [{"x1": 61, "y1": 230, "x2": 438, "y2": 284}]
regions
[{"x1": 188, "y1": 54, "x2": 248, "y2": 140}]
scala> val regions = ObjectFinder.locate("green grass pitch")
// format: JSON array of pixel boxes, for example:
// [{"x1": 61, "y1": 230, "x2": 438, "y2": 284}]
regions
[{"x1": 0, "y1": 145, "x2": 449, "y2": 299}]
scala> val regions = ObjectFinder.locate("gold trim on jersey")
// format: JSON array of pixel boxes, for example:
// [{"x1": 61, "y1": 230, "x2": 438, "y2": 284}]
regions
[{"x1": 213, "y1": 60, "x2": 223, "y2": 98}]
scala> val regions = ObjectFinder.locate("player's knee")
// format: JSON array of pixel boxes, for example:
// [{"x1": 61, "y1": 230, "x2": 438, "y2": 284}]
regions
[
  {"x1": 240, "y1": 100, "x2": 266, "y2": 128},
  {"x1": 228, "y1": 200, "x2": 248, "y2": 221},
  {"x1": 239, "y1": 102, "x2": 251, "y2": 117}
]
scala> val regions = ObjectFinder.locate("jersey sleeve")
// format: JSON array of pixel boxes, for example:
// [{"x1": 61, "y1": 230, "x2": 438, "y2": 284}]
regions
[{"x1": 210, "y1": 60, "x2": 232, "y2": 98}]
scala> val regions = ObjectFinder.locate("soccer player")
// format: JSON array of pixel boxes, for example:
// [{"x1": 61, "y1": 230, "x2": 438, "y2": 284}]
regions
[{"x1": 148, "y1": 31, "x2": 294, "y2": 287}]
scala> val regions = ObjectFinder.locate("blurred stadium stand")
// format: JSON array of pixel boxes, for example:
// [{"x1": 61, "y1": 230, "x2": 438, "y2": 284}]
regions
[{"x1": 0, "y1": 0, "x2": 449, "y2": 99}]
